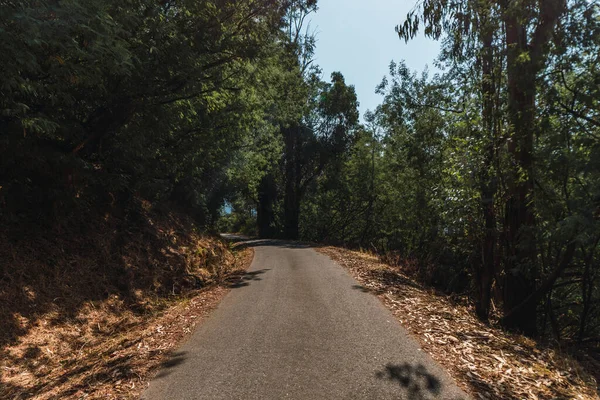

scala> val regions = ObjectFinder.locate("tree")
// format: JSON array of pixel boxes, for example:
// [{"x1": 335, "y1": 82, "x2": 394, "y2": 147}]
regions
[
  {"x1": 397, "y1": 0, "x2": 568, "y2": 335},
  {"x1": 281, "y1": 72, "x2": 359, "y2": 239},
  {"x1": 0, "y1": 0, "x2": 295, "y2": 228}
]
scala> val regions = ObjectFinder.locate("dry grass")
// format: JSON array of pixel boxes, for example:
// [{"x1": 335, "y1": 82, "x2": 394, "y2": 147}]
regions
[
  {"x1": 0, "y1": 204, "x2": 254, "y2": 399},
  {"x1": 318, "y1": 246, "x2": 599, "y2": 400}
]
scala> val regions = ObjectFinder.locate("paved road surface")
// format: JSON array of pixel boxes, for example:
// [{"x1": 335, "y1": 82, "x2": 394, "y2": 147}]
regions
[{"x1": 143, "y1": 239, "x2": 468, "y2": 399}]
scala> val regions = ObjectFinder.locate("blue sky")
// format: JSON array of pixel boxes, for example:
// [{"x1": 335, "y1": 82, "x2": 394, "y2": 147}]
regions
[{"x1": 309, "y1": 0, "x2": 440, "y2": 120}]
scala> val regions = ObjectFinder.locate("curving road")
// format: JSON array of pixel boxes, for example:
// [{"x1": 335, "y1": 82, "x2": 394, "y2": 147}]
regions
[{"x1": 142, "y1": 239, "x2": 468, "y2": 400}]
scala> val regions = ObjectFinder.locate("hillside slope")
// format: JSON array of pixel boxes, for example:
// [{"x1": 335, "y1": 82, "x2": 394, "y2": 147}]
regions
[{"x1": 0, "y1": 204, "x2": 252, "y2": 399}]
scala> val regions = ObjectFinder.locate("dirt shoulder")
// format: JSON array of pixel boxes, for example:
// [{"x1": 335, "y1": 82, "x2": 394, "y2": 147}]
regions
[
  {"x1": 1, "y1": 230, "x2": 254, "y2": 400},
  {"x1": 317, "y1": 246, "x2": 598, "y2": 400}
]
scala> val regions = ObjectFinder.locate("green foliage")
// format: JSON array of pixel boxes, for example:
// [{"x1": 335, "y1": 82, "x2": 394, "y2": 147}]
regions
[
  {"x1": 3, "y1": 0, "x2": 600, "y2": 350},
  {"x1": 295, "y1": 0, "x2": 600, "y2": 345},
  {"x1": 0, "y1": 0, "x2": 292, "y2": 227}
]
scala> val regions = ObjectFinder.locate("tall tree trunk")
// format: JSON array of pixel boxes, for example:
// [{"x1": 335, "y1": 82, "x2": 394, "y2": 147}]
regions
[
  {"x1": 283, "y1": 125, "x2": 300, "y2": 239},
  {"x1": 501, "y1": 0, "x2": 565, "y2": 336},
  {"x1": 502, "y1": 240, "x2": 576, "y2": 329},
  {"x1": 579, "y1": 238, "x2": 599, "y2": 342},
  {"x1": 360, "y1": 136, "x2": 377, "y2": 247},
  {"x1": 257, "y1": 173, "x2": 277, "y2": 238},
  {"x1": 579, "y1": 251, "x2": 592, "y2": 342},
  {"x1": 502, "y1": 11, "x2": 538, "y2": 335},
  {"x1": 283, "y1": 197, "x2": 300, "y2": 239},
  {"x1": 476, "y1": 16, "x2": 497, "y2": 321}
]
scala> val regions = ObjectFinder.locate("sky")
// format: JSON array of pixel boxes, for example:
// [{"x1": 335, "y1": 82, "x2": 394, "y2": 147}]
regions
[{"x1": 309, "y1": 0, "x2": 441, "y2": 120}]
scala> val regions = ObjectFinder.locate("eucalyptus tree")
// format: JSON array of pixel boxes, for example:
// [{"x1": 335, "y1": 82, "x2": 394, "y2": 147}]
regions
[
  {"x1": 532, "y1": 0, "x2": 600, "y2": 342},
  {"x1": 281, "y1": 72, "x2": 359, "y2": 239},
  {"x1": 397, "y1": 0, "x2": 568, "y2": 335}
]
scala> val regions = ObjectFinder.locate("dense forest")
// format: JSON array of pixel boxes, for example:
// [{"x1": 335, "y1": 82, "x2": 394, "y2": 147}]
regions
[
  {"x1": 224, "y1": 0, "x2": 600, "y2": 349},
  {"x1": 1, "y1": 0, "x2": 600, "y2": 380}
]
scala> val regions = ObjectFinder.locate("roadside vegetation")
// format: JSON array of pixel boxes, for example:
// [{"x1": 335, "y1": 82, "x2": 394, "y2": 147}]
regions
[
  {"x1": 0, "y1": 204, "x2": 253, "y2": 399},
  {"x1": 1, "y1": 0, "x2": 308, "y2": 397},
  {"x1": 320, "y1": 246, "x2": 598, "y2": 399},
  {"x1": 227, "y1": 0, "x2": 600, "y2": 383}
]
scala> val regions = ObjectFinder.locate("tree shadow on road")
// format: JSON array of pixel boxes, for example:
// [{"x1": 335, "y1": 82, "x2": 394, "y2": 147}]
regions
[
  {"x1": 153, "y1": 351, "x2": 187, "y2": 379},
  {"x1": 352, "y1": 284, "x2": 385, "y2": 295},
  {"x1": 225, "y1": 269, "x2": 270, "y2": 288},
  {"x1": 226, "y1": 238, "x2": 313, "y2": 250},
  {"x1": 376, "y1": 363, "x2": 465, "y2": 400}
]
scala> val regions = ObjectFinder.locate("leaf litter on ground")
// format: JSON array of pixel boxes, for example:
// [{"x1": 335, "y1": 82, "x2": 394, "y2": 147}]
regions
[
  {"x1": 0, "y1": 221, "x2": 254, "y2": 399},
  {"x1": 318, "y1": 246, "x2": 599, "y2": 400}
]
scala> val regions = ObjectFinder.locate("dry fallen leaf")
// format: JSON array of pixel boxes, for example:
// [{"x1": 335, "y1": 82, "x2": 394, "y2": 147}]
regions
[{"x1": 318, "y1": 246, "x2": 599, "y2": 400}]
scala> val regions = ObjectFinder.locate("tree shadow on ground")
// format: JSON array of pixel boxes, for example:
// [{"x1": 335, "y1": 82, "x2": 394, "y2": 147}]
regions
[
  {"x1": 376, "y1": 363, "x2": 464, "y2": 400},
  {"x1": 2, "y1": 329, "x2": 193, "y2": 399},
  {"x1": 351, "y1": 265, "x2": 422, "y2": 294},
  {"x1": 225, "y1": 269, "x2": 270, "y2": 288},
  {"x1": 353, "y1": 284, "x2": 375, "y2": 293},
  {"x1": 0, "y1": 210, "x2": 241, "y2": 398},
  {"x1": 232, "y1": 238, "x2": 313, "y2": 250},
  {"x1": 153, "y1": 351, "x2": 187, "y2": 379},
  {"x1": 3, "y1": 336, "x2": 147, "y2": 398}
]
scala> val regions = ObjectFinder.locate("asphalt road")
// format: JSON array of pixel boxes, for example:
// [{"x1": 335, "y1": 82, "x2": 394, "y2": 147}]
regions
[{"x1": 142, "y1": 239, "x2": 468, "y2": 400}]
